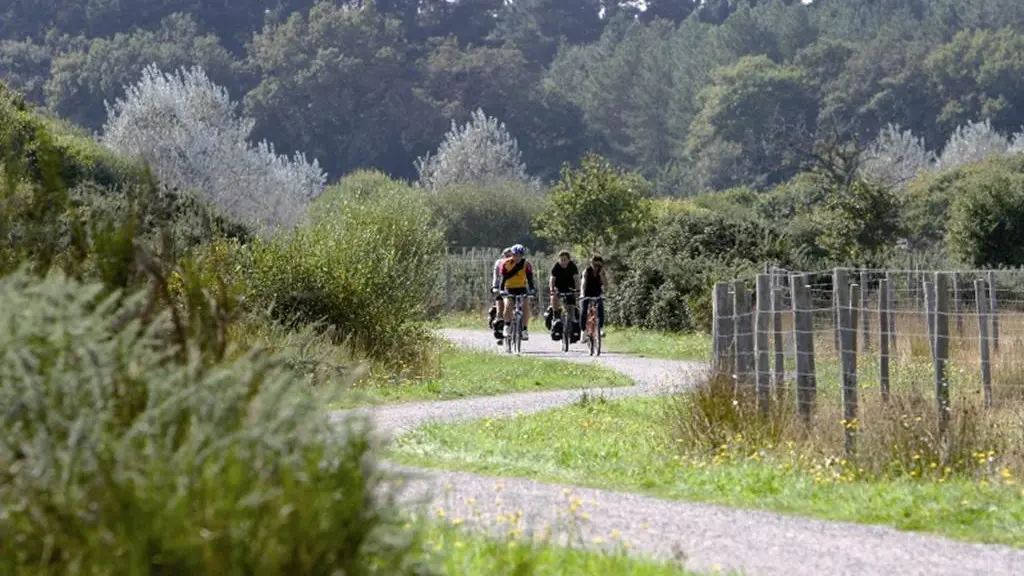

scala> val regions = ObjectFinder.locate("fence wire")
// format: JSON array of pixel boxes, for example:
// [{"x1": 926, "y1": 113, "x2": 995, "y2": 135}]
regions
[{"x1": 714, "y1": 267, "x2": 1024, "y2": 451}]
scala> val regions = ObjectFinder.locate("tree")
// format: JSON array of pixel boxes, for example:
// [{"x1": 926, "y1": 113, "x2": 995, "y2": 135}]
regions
[
  {"x1": 44, "y1": 14, "x2": 239, "y2": 130},
  {"x1": 415, "y1": 108, "x2": 537, "y2": 192},
  {"x1": 535, "y1": 153, "x2": 651, "y2": 253},
  {"x1": 936, "y1": 119, "x2": 1011, "y2": 171},
  {"x1": 243, "y1": 2, "x2": 437, "y2": 179},
  {"x1": 101, "y1": 64, "x2": 326, "y2": 232},
  {"x1": 812, "y1": 177, "x2": 902, "y2": 265},
  {"x1": 858, "y1": 123, "x2": 936, "y2": 190},
  {"x1": 686, "y1": 55, "x2": 819, "y2": 190},
  {"x1": 947, "y1": 154, "x2": 1024, "y2": 267},
  {"x1": 925, "y1": 28, "x2": 1024, "y2": 140}
]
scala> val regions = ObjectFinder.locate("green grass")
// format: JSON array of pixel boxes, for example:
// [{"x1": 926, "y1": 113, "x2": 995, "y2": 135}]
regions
[
  {"x1": 336, "y1": 346, "x2": 633, "y2": 407},
  {"x1": 428, "y1": 312, "x2": 713, "y2": 362},
  {"x1": 429, "y1": 311, "x2": 488, "y2": 329},
  {"x1": 392, "y1": 396, "x2": 1024, "y2": 547},
  {"x1": 416, "y1": 522, "x2": 703, "y2": 575},
  {"x1": 603, "y1": 327, "x2": 711, "y2": 361}
]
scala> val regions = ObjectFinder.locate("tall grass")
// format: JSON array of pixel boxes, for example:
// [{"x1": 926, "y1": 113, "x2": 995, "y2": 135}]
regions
[
  {"x1": 672, "y1": 302, "x2": 1024, "y2": 482},
  {"x1": 0, "y1": 267, "x2": 422, "y2": 573}
]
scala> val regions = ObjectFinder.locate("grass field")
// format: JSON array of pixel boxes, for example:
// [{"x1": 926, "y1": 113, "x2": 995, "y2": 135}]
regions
[
  {"x1": 416, "y1": 521, "x2": 706, "y2": 575},
  {"x1": 392, "y1": 395, "x2": 1024, "y2": 547},
  {"x1": 335, "y1": 345, "x2": 632, "y2": 407}
]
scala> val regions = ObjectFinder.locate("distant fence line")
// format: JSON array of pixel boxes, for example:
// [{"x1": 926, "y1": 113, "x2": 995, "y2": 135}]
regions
[
  {"x1": 433, "y1": 247, "x2": 558, "y2": 315},
  {"x1": 713, "y1": 265, "x2": 1024, "y2": 454}
]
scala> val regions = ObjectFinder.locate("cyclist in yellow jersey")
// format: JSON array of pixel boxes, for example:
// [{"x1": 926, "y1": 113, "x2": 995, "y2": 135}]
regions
[{"x1": 498, "y1": 244, "x2": 536, "y2": 340}]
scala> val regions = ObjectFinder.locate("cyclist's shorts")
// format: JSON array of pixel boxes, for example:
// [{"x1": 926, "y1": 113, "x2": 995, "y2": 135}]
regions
[{"x1": 504, "y1": 287, "x2": 529, "y2": 297}]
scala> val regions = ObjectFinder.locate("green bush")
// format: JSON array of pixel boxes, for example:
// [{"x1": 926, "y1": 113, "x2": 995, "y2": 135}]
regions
[
  {"x1": 2, "y1": 85, "x2": 249, "y2": 285},
  {"x1": 0, "y1": 268, "x2": 418, "y2": 574},
  {"x1": 1, "y1": 82, "x2": 146, "y2": 191},
  {"x1": 610, "y1": 210, "x2": 783, "y2": 332},
  {"x1": 247, "y1": 174, "x2": 445, "y2": 365},
  {"x1": 946, "y1": 155, "x2": 1024, "y2": 267},
  {"x1": 428, "y1": 181, "x2": 545, "y2": 251}
]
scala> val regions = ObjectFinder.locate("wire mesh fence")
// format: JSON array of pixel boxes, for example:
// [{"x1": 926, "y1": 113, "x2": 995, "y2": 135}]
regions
[
  {"x1": 431, "y1": 247, "x2": 558, "y2": 317},
  {"x1": 713, "y1": 266, "x2": 1024, "y2": 455}
]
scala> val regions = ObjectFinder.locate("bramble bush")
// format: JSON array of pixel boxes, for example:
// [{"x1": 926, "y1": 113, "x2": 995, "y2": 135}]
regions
[
  {"x1": 246, "y1": 173, "x2": 445, "y2": 366},
  {"x1": 0, "y1": 267, "x2": 422, "y2": 574}
]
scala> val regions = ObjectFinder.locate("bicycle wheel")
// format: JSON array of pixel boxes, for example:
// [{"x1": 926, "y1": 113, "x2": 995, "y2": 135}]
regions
[
  {"x1": 560, "y1": 307, "x2": 570, "y2": 353},
  {"x1": 586, "y1": 307, "x2": 596, "y2": 356},
  {"x1": 505, "y1": 315, "x2": 513, "y2": 354},
  {"x1": 514, "y1": 314, "x2": 522, "y2": 354}
]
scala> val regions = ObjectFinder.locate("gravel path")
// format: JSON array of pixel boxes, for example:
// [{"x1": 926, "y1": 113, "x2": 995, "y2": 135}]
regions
[{"x1": 339, "y1": 329, "x2": 1024, "y2": 576}]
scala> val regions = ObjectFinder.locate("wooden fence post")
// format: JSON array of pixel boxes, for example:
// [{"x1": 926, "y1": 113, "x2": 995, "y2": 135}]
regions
[
  {"x1": 833, "y1": 268, "x2": 849, "y2": 357},
  {"x1": 886, "y1": 271, "x2": 897, "y2": 356},
  {"x1": 790, "y1": 273, "x2": 816, "y2": 423},
  {"x1": 734, "y1": 280, "x2": 755, "y2": 384},
  {"x1": 988, "y1": 270, "x2": 999, "y2": 353},
  {"x1": 839, "y1": 276, "x2": 859, "y2": 454},
  {"x1": 934, "y1": 272, "x2": 951, "y2": 436},
  {"x1": 772, "y1": 270, "x2": 785, "y2": 403},
  {"x1": 924, "y1": 280, "x2": 935, "y2": 358},
  {"x1": 713, "y1": 282, "x2": 734, "y2": 374},
  {"x1": 953, "y1": 273, "x2": 964, "y2": 338},
  {"x1": 860, "y1": 269, "x2": 870, "y2": 351},
  {"x1": 756, "y1": 274, "x2": 771, "y2": 416},
  {"x1": 975, "y1": 278, "x2": 993, "y2": 410},
  {"x1": 879, "y1": 278, "x2": 891, "y2": 404}
]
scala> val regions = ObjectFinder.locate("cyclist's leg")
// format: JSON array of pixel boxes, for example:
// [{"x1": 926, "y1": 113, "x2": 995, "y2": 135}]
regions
[
  {"x1": 502, "y1": 295, "x2": 514, "y2": 326},
  {"x1": 598, "y1": 298, "x2": 606, "y2": 335}
]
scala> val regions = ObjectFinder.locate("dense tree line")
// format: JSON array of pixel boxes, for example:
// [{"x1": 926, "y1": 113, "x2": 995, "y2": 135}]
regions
[{"x1": 4, "y1": 0, "x2": 1024, "y2": 190}]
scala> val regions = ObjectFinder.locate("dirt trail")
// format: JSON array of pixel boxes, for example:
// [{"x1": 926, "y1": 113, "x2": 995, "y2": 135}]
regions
[{"x1": 338, "y1": 329, "x2": 1024, "y2": 576}]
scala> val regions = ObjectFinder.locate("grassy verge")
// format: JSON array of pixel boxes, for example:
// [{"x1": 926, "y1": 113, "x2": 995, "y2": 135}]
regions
[
  {"x1": 392, "y1": 395, "x2": 1024, "y2": 547},
  {"x1": 335, "y1": 344, "x2": 632, "y2": 407},
  {"x1": 603, "y1": 327, "x2": 711, "y2": 361},
  {"x1": 429, "y1": 313, "x2": 712, "y2": 362},
  {"x1": 416, "y1": 521, "x2": 702, "y2": 575}
]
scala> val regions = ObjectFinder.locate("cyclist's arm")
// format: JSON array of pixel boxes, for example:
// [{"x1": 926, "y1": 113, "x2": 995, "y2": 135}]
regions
[
  {"x1": 526, "y1": 262, "x2": 536, "y2": 292},
  {"x1": 548, "y1": 263, "x2": 557, "y2": 293}
]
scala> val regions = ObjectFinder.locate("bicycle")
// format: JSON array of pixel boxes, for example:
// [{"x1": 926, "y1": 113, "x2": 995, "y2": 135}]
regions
[
  {"x1": 552, "y1": 289, "x2": 579, "y2": 353},
  {"x1": 498, "y1": 290, "x2": 535, "y2": 355},
  {"x1": 580, "y1": 296, "x2": 604, "y2": 356}
]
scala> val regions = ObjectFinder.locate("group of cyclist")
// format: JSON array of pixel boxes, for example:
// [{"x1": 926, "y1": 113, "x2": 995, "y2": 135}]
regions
[{"x1": 488, "y1": 244, "x2": 605, "y2": 346}]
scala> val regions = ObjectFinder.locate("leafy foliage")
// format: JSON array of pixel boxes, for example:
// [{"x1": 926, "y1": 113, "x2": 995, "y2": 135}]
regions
[
  {"x1": 936, "y1": 119, "x2": 1012, "y2": 171},
  {"x1": 812, "y1": 178, "x2": 902, "y2": 266},
  {"x1": 946, "y1": 154, "x2": 1024, "y2": 267},
  {"x1": 428, "y1": 181, "x2": 545, "y2": 250},
  {"x1": 0, "y1": 266, "x2": 421, "y2": 574},
  {"x1": 535, "y1": 153, "x2": 651, "y2": 253},
  {"x1": 416, "y1": 108, "x2": 537, "y2": 193},
  {"x1": 859, "y1": 124, "x2": 937, "y2": 190},
  {"x1": 247, "y1": 173, "x2": 445, "y2": 364},
  {"x1": 611, "y1": 209, "x2": 785, "y2": 332},
  {"x1": 101, "y1": 65, "x2": 327, "y2": 233}
]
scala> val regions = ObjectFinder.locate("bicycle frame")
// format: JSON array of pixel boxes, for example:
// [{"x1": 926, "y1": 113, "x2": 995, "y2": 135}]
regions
[
  {"x1": 580, "y1": 296, "x2": 604, "y2": 356},
  {"x1": 499, "y1": 291, "x2": 532, "y2": 355},
  {"x1": 553, "y1": 289, "x2": 578, "y2": 352}
]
